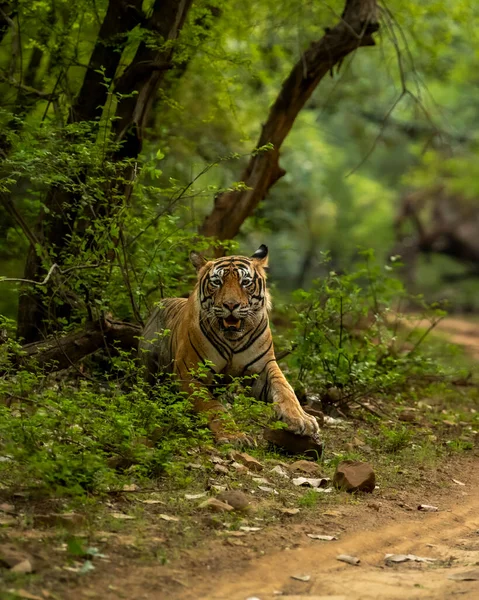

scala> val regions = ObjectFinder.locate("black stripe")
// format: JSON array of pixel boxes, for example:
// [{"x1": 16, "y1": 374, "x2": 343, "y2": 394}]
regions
[
  {"x1": 188, "y1": 332, "x2": 205, "y2": 364},
  {"x1": 242, "y1": 340, "x2": 273, "y2": 374},
  {"x1": 234, "y1": 318, "x2": 269, "y2": 354},
  {"x1": 199, "y1": 320, "x2": 229, "y2": 360}
]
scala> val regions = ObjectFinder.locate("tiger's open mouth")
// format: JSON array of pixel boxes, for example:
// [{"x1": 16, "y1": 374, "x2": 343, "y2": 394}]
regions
[{"x1": 222, "y1": 315, "x2": 242, "y2": 331}]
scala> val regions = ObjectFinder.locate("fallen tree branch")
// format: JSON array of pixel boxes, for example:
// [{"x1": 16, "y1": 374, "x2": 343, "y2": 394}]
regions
[{"x1": 4, "y1": 317, "x2": 141, "y2": 374}]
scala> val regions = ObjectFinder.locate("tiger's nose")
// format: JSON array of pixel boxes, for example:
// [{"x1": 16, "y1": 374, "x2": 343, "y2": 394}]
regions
[{"x1": 223, "y1": 301, "x2": 240, "y2": 312}]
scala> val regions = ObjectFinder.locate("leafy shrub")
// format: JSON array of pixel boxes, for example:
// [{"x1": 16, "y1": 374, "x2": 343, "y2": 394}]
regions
[{"x1": 289, "y1": 250, "x2": 446, "y2": 410}]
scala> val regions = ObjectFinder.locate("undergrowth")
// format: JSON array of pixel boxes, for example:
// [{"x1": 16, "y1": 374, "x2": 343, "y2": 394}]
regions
[{"x1": 0, "y1": 252, "x2": 476, "y2": 498}]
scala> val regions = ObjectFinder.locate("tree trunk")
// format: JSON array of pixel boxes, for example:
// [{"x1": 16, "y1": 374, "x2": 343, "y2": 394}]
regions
[
  {"x1": 199, "y1": 0, "x2": 379, "y2": 251},
  {"x1": 4, "y1": 317, "x2": 140, "y2": 375},
  {"x1": 17, "y1": 0, "x2": 194, "y2": 342}
]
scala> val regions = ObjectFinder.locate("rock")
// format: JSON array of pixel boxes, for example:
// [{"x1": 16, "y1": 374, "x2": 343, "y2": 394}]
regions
[
  {"x1": 337, "y1": 554, "x2": 360, "y2": 566},
  {"x1": 258, "y1": 486, "x2": 278, "y2": 494},
  {"x1": 110, "y1": 513, "x2": 136, "y2": 520},
  {"x1": 263, "y1": 428, "x2": 323, "y2": 458},
  {"x1": 292, "y1": 477, "x2": 329, "y2": 488},
  {"x1": 210, "y1": 484, "x2": 227, "y2": 493},
  {"x1": 11, "y1": 559, "x2": 34, "y2": 573},
  {"x1": 290, "y1": 574, "x2": 311, "y2": 582},
  {"x1": 230, "y1": 461, "x2": 249, "y2": 474},
  {"x1": 184, "y1": 493, "x2": 207, "y2": 500},
  {"x1": 33, "y1": 513, "x2": 86, "y2": 530},
  {"x1": 122, "y1": 483, "x2": 139, "y2": 492},
  {"x1": 307, "y1": 534, "x2": 337, "y2": 541},
  {"x1": 214, "y1": 464, "x2": 230, "y2": 475},
  {"x1": 279, "y1": 508, "x2": 300, "y2": 516},
  {"x1": 252, "y1": 476, "x2": 270, "y2": 484},
  {"x1": 448, "y1": 570, "x2": 479, "y2": 581},
  {"x1": 289, "y1": 460, "x2": 322, "y2": 476},
  {"x1": 159, "y1": 513, "x2": 180, "y2": 521},
  {"x1": 417, "y1": 504, "x2": 439, "y2": 512},
  {"x1": 385, "y1": 553, "x2": 437, "y2": 564},
  {"x1": 0, "y1": 503, "x2": 15, "y2": 514},
  {"x1": 198, "y1": 498, "x2": 234, "y2": 513},
  {"x1": 0, "y1": 545, "x2": 33, "y2": 570},
  {"x1": 398, "y1": 410, "x2": 416, "y2": 422},
  {"x1": 230, "y1": 452, "x2": 263, "y2": 472},
  {"x1": 270, "y1": 465, "x2": 289, "y2": 478},
  {"x1": 217, "y1": 490, "x2": 251, "y2": 511},
  {"x1": 333, "y1": 461, "x2": 375, "y2": 493}
]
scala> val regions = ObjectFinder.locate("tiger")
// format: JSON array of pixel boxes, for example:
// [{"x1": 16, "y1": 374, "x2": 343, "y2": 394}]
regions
[{"x1": 139, "y1": 245, "x2": 320, "y2": 443}]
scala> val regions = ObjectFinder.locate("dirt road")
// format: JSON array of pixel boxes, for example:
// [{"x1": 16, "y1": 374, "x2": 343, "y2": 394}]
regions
[{"x1": 175, "y1": 463, "x2": 479, "y2": 600}]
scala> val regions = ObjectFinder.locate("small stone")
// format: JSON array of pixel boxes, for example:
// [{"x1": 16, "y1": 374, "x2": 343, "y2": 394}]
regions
[
  {"x1": 270, "y1": 465, "x2": 289, "y2": 478},
  {"x1": 333, "y1": 461, "x2": 375, "y2": 493},
  {"x1": 122, "y1": 484, "x2": 139, "y2": 492},
  {"x1": 0, "y1": 545, "x2": 33, "y2": 569},
  {"x1": 111, "y1": 513, "x2": 136, "y2": 520},
  {"x1": 264, "y1": 428, "x2": 323, "y2": 458},
  {"x1": 337, "y1": 554, "x2": 360, "y2": 566},
  {"x1": 214, "y1": 464, "x2": 229, "y2": 475},
  {"x1": 184, "y1": 493, "x2": 207, "y2": 500},
  {"x1": 217, "y1": 491, "x2": 251, "y2": 511},
  {"x1": 290, "y1": 574, "x2": 311, "y2": 582},
  {"x1": 159, "y1": 514, "x2": 180, "y2": 521},
  {"x1": 448, "y1": 570, "x2": 479, "y2": 581},
  {"x1": 292, "y1": 477, "x2": 329, "y2": 488},
  {"x1": 279, "y1": 508, "x2": 300, "y2": 516},
  {"x1": 258, "y1": 486, "x2": 278, "y2": 494},
  {"x1": 230, "y1": 452, "x2": 263, "y2": 472},
  {"x1": 198, "y1": 498, "x2": 234, "y2": 513},
  {"x1": 385, "y1": 553, "x2": 437, "y2": 564},
  {"x1": 367, "y1": 502, "x2": 381, "y2": 511},
  {"x1": 211, "y1": 456, "x2": 225, "y2": 464},
  {"x1": 11, "y1": 559, "x2": 34, "y2": 573},
  {"x1": 398, "y1": 410, "x2": 416, "y2": 422},
  {"x1": 0, "y1": 503, "x2": 15, "y2": 514},
  {"x1": 239, "y1": 526, "x2": 261, "y2": 532},
  {"x1": 307, "y1": 534, "x2": 337, "y2": 541},
  {"x1": 252, "y1": 477, "x2": 270, "y2": 485},
  {"x1": 417, "y1": 504, "x2": 439, "y2": 512},
  {"x1": 289, "y1": 460, "x2": 322, "y2": 476},
  {"x1": 230, "y1": 462, "x2": 249, "y2": 474},
  {"x1": 210, "y1": 484, "x2": 227, "y2": 493}
]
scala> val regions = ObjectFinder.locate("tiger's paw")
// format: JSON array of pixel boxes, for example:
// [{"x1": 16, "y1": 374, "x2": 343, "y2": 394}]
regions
[{"x1": 277, "y1": 405, "x2": 321, "y2": 438}]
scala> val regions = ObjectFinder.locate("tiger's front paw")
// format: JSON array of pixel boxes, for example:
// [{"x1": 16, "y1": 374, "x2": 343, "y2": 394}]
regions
[{"x1": 278, "y1": 405, "x2": 321, "y2": 438}]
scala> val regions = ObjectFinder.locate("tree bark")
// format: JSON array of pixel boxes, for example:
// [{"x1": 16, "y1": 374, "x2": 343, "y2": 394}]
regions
[
  {"x1": 199, "y1": 0, "x2": 379, "y2": 250},
  {"x1": 17, "y1": 0, "x2": 194, "y2": 342},
  {"x1": 5, "y1": 317, "x2": 140, "y2": 374}
]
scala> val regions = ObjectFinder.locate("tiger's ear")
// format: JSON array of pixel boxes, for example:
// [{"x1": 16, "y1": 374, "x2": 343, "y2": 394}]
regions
[
  {"x1": 190, "y1": 251, "x2": 207, "y2": 272},
  {"x1": 251, "y1": 244, "x2": 268, "y2": 268}
]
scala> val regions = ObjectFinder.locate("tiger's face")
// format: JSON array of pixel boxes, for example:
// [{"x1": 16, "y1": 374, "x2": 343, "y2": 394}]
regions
[{"x1": 190, "y1": 245, "x2": 270, "y2": 340}]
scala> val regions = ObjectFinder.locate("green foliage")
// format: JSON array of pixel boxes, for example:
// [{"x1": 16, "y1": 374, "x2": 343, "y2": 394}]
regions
[
  {"x1": 0, "y1": 350, "x2": 212, "y2": 495},
  {"x1": 289, "y1": 251, "x2": 446, "y2": 405}
]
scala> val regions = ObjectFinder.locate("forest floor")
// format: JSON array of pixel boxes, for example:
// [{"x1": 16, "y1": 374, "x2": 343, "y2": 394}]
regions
[{"x1": 1, "y1": 316, "x2": 479, "y2": 600}]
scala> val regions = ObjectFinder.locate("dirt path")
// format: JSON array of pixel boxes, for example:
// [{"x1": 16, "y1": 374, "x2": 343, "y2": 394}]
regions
[
  {"x1": 414, "y1": 315, "x2": 479, "y2": 361},
  {"x1": 175, "y1": 464, "x2": 479, "y2": 600}
]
